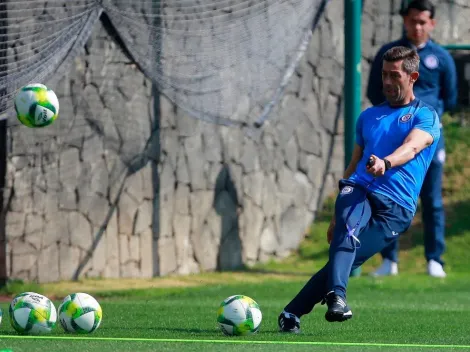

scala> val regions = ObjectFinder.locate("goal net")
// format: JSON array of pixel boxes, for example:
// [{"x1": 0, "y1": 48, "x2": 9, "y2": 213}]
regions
[{"x1": 1, "y1": 0, "x2": 328, "y2": 127}]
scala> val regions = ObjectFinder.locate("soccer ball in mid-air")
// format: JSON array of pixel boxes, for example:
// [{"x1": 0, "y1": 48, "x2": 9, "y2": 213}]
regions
[
  {"x1": 216, "y1": 295, "x2": 262, "y2": 336},
  {"x1": 58, "y1": 293, "x2": 103, "y2": 333},
  {"x1": 14, "y1": 83, "x2": 59, "y2": 128},
  {"x1": 9, "y1": 292, "x2": 57, "y2": 334}
]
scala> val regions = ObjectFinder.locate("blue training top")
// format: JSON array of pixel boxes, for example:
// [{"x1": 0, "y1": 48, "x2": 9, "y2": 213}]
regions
[
  {"x1": 349, "y1": 98, "x2": 440, "y2": 214},
  {"x1": 367, "y1": 37, "x2": 458, "y2": 119}
]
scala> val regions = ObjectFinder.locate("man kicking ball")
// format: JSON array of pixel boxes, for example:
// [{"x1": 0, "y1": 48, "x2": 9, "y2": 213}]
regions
[{"x1": 278, "y1": 46, "x2": 441, "y2": 332}]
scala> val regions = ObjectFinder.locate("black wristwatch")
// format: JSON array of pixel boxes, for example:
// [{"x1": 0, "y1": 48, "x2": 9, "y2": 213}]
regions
[{"x1": 384, "y1": 158, "x2": 392, "y2": 171}]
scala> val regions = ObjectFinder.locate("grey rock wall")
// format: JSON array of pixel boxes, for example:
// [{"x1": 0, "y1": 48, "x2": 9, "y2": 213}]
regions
[
  {"x1": 5, "y1": 0, "x2": 470, "y2": 282},
  {"x1": 155, "y1": 1, "x2": 345, "y2": 274},
  {"x1": 5, "y1": 19, "x2": 157, "y2": 282}
]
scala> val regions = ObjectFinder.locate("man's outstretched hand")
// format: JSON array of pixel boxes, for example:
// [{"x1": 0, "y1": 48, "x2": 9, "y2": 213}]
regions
[{"x1": 366, "y1": 155, "x2": 386, "y2": 177}]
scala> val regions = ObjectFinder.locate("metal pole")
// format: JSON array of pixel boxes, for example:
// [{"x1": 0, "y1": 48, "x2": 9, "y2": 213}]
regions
[
  {"x1": 151, "y1": 0, "x2": 161, "y2": 277},
  {"x1": 443, "y1": 44, "x2": 470, "y2": 51},
  {"x1": 0, "y1": 0, "x2": 7, "y2": 287},
  {"x1": 344, "y1": 0, "x2": 362, "y2": 278},
  {"x1": 344, "y1": 0, "x2": 361, "y2": 168}
]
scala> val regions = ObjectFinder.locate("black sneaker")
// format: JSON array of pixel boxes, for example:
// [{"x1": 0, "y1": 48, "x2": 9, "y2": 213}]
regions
[
  {"x1": 278, "y1": 311, "x2": 301, "y2": 333},
  {"x1": 323, "y1": 291, "x2": 353, "y2": 322}
]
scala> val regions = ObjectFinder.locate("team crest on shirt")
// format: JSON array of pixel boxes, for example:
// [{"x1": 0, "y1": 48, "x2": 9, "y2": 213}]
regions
[
  {"x1": 399, "y1": 113, "x2": 413, "y2": 123},
  {"x1": 341, "y1": 186, "x2": 353, "y2": 195},
  {"x1": 424, "y1": 54, "x2": 439, "y2": 69}
]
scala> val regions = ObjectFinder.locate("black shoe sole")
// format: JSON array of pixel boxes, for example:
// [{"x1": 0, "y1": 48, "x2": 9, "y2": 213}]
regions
[{"x1": 325, "y1": 310, "x2": 353, "y2": 322}]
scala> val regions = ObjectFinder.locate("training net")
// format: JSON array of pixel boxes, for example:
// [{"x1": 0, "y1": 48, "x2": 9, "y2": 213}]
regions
[
  {"x1": 1, "y1": 0, "x2": 328, "y2": 127},
  {"x1": 0, "y1": 0, "x2": 328, "y2": 265}
]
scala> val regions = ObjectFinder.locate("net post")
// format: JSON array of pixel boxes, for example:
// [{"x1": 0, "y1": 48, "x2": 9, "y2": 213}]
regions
[
  {"x1": 344, "y1": 0, "x2": 362, "y2": 168},
  {"x1": 344, "y1": 0, "x2": 362, "y2": 278},
  {"x1": 0, "y1": 0, "x2": 7, "y2": 288},
  {"x1": 151, "y1": 0, "x2": 161, "y2": 277},
  {"x1": 442, "y1": 44, "x2": 470, "y2": 51}
]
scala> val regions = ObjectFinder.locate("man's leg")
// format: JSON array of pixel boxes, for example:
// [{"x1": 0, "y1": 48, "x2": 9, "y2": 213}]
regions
[
  {"x1": 327, "y1": 199, "x2": 371, "y2": 299},
  {"x1": 371, "y1": 217, "x2": 400, "y2": 277},
  {"x1": 281, "y1": 181, "x2": 370, "y2": 325},
  {"x1": 326, "y1": 193, "x2": 414, "y2": 322},
  {"x1": 325, "y1": 209, "x2": 394, "y2": 322},
  {"x1": 285, "y1": 207, "x2": 372, "y2": 325},
  {"x1": 283, "y1": 264, "x2": 329, "y2": 318},
  {"x1": 352, "y1": 223, "x2": 399, "y2": 270},
  {"x1": 420, "y1": 149, "x2": 446, "y2": 277},
  {"x1": 380, "y1": 240, "x2": 399, "y2": 262},
  {"x1": 328, "y1": 213, "x2": 392, "y2": 299}
]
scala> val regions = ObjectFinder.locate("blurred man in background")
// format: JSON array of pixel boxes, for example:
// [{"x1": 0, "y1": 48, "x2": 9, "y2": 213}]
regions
[{"x1": 366, "y1": 0, "x2": 457, "y2": 278}]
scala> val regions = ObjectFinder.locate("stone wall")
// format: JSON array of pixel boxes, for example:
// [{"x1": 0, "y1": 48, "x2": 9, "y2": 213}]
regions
[
  {"x1": 4, "y1": 0, "x2": 470, "y2": 282},
  {"x1": 5, "y1": 18, "x2": 157, "y2": 282}
]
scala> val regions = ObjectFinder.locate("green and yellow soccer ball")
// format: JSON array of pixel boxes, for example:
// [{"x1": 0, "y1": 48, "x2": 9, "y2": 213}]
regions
[
  {"x1": 14, "y1": 83, "x2": 59, "y2": 127},
  {"x1": 58, "y1": 293, "x2": 103, "y2": 333},
  {"x1": 9, "y1": 292, "x2": 57, "y2": 334},
  {"x1": 217, "y1": 295, "x2": 262, "y2": 336}
]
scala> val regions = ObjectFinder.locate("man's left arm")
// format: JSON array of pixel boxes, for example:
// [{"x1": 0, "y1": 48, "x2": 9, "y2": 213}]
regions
[
  {"x1": 441, "y1": 51, "x2": 458, "y2": 113},
  {"x1": 383, "y1": 129, "x2": 434, "y2": 165},
  {"x1": 367, "y1": 109, "x2": 440, "y2": 176}
]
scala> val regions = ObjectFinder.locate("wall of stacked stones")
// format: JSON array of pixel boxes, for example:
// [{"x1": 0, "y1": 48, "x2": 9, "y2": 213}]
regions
[{"x1": 5, "y1": 0, "x2": 470, "y2": 282}]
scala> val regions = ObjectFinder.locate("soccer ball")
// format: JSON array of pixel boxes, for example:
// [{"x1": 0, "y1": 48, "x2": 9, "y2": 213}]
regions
[
  {"x1": 216, "y1": 295, "x2": 262, "y2": 336},
  {"x1": 58, "y1": 293, "x2": 102, "y2": 333},
  {"x1": 14, "y1": 83, "x2": 59, "y2": 127},
  {"x1": 9, "y1": 292, "x2": 57, "y2": 334}
]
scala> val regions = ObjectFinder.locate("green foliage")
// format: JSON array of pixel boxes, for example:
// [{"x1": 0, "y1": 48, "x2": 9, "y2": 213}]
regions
[{"x1": 0, "y1": 279, "x2": 44, "y2": 297}]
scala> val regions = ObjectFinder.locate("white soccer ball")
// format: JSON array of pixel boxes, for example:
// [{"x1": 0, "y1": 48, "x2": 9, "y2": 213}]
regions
[
  {"x1": 216, "y1": 295, "x2": 262, "y2": 336},
  {"x1": 9, "y1": 292, "x2": 57, "y2": 334},
  {"x1": 58, "y1": 293, "x2": 103, "y2": 333},
  {"x1": 14, "y1": 83, "x2": 59, "y2": 127}
]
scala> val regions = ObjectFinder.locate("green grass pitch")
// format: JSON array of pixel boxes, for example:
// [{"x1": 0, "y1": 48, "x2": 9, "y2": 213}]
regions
[
  {"x1": 2, "y1": 112, "x2": 470, "y2": 351},
  {"x1": 1, "y1": 273, "x2": 470, "y2": 352}
]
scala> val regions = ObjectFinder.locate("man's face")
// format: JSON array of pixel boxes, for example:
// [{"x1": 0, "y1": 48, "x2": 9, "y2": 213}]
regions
[
  {"x1": 403, "y1": 9, "x2": 435, "y2": 44},
  {"x1": 382, "y1": 60, "x2": 417, "y2": 104}
]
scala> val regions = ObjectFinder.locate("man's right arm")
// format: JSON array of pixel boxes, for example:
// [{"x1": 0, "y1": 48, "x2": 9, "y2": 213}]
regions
[
  {"x1": 344, "y1": 144, "x2": 364, "y2": 179},
  {"x1": 367, "y1": 47, "x2": 387, "y2": 106}
]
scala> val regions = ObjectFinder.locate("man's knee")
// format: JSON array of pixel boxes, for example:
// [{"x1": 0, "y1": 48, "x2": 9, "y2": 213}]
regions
[{"x1": 330, "y1": 229, "x2": 356, "y2": 252}]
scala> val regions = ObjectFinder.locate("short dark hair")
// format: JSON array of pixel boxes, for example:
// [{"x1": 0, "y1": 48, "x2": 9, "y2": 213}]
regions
[
  {"x1": 383, "y1": 46, "x2": 420, "y2": 74},
  {"x1": 400, "y1": 0, "x2": 435, "y2": 19}
]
